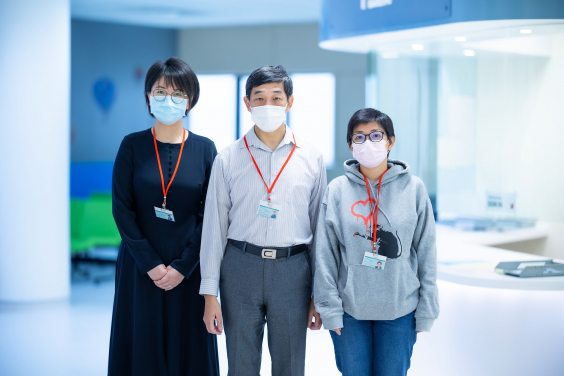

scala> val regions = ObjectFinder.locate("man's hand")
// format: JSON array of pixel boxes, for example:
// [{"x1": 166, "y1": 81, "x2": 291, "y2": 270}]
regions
[
  {"x1": 203, "y1": 295, "x2": 223, "y2": 335},
  {"x1": 307, "y1": 297, "x2": 322, "y2": 330},
  {"x1": 147, "y1": 264, "x2": 167, "y2": 281},
  {"x1": 154, "y1": 266, "x2": 185, "y2": 290},
  {"x1": 331, "y1": 328, "x2": 342, "y2": 336}
]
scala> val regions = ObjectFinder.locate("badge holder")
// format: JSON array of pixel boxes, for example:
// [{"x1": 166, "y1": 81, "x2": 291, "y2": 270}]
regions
[
  {"x1": 360, "y1": 170, "x2": 388, "y2": 270},
  {"x1": 244, "y1": 134, "x2": 296, "y2": 222},
  {"x1": 257, "y1": 193, "x2": 282, "y2": 219},
  {"x1": 363, "y1": 250, "x2": 387, "y2": 270},
  {"x1": 155, "y1": 197, "x2": 175, "y2": 222},
  {"x1": 152, "y1": 127, "x2": 185, "y2": 223},
  {"x1": 363, "y1": 241, "x2": 387, "y2": 270}
]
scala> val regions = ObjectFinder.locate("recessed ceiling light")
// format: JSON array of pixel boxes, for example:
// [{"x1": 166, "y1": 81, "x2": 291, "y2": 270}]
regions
[
  {"x1": 463, "y1": 49, "x2": 475, "y2": 57},
  {"x1": 412, "y1": 44, "x2": 424, "y2": 51},
  {"x1": 520, "y1": 29, "x2": 532, "y2": 34},
  {"x1": 381, "y1": 52, "x2": 399, "y2": 59},
  {"x1": 455, "y1": 36, "x2": 467, "y2": 42}
]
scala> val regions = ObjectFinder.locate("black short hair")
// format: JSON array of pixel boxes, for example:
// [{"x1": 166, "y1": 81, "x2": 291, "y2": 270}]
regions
[
  {"x1": 347, "y1": 108, "x2": 395, "y2": 148},
  {"x1": 246, "y1": 65, "x2": 293, "y2": 100},
  {"x1": 144, "y1": 57, "x2": 199, "y2": 117}
]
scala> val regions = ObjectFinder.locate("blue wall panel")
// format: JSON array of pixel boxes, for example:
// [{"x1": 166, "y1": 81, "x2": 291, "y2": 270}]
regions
[
  {"x1": 71, "y1": 20, "x2": 177, "y2": 162},
  {"x1": 321, "y1": 0, "x2": 564, "y2": 41},
  {"x1": 70, "y1": 162, "x2": 113, "y2": 198}
]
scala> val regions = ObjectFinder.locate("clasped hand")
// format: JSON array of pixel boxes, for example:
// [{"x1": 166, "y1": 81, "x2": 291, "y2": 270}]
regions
[{"x1": 148, "y1": 264, "x2": 184, "y2": 291}]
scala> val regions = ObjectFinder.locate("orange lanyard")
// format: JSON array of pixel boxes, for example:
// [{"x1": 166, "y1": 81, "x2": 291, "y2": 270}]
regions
[
  {"x1": 152, "y1": 127, "x2": 186, "y2": 209},
  {"x1": 361, "y1": 169, "x2": 387, "y2": 253},
  {"x1": 243, "y1": 134, "x2": 297, "y2": 202}
]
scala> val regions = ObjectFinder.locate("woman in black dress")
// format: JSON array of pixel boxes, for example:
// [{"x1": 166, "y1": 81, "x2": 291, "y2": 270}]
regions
[{"x1": 108, "y1": 57, "x2": 219, "y2": 375}]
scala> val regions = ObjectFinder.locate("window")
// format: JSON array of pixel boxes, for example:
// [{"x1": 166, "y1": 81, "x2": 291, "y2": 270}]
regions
[
  {"x1": 187, "y1": 74, "x2": 237, "y2": 152},
  {"x1": 238, "y1": 75, "x2": 253, "y2": 138},
  {"x1": 191, "y1": 73, "x2": 336, "y2": 165},
  {"x1": 289, "y1": 73, "x2": 336, "y2": 168}
]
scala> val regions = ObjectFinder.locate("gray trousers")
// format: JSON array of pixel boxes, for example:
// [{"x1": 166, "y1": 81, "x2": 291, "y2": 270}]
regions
[{"x1": 219, "y1": 242, "x2": 312, "y2": 376}]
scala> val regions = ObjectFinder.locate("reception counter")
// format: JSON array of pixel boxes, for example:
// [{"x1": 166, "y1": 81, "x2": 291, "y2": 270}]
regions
[
  {"x1": 436, "y1": 224, "x2": 564, "y2": 291},
  {"x1": 409, "y1": 225, "x2": 564, "y2": 376}
]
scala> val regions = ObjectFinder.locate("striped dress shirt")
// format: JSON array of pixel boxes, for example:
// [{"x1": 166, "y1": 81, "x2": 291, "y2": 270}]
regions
[{"x1": 199, "y1": 125, "x2": 327, "y2": 296}]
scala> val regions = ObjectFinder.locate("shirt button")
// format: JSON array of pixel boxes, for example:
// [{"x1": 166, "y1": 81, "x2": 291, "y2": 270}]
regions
[
  {"x1": 269, "y1": 226, "x2": 273, "y2": 229},
  {"x1": 273, "y1": 153, "x2": 275, "y2": 156}
]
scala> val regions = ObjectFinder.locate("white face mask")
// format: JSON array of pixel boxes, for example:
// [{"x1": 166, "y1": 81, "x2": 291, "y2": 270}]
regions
[
  {"x1": 150, "y1": 96, "x2": 188, "y2": 125},
  {"x1": 250, "y1": 105, "x2": 287, "y2": 132},
  {"x1": 352, "y1": 140, "x2": 389, "y2": 168}
]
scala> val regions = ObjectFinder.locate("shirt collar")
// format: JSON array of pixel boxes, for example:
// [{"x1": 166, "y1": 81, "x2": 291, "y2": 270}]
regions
[{"x1": 240, "y1": 125, "x2": 297, "y2": 152}]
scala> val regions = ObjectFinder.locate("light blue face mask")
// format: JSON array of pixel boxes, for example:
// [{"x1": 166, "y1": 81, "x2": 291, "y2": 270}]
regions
[{"x1": 149, "y1": 96, "x2": 188, "y2": 125}]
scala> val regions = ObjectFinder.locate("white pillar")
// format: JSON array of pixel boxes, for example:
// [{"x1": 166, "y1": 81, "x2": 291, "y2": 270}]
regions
[{"x1": 0, "y1": 0, "x2": 71, "y2": 301}]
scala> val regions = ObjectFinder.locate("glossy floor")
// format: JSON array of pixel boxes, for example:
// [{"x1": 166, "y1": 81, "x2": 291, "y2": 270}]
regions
[
  {"x1": 2, "y1": 262, "x2": 561, "y2": 375},
  {"x1": 0, "y1": 263, "x2": 341, "y2": 376}
]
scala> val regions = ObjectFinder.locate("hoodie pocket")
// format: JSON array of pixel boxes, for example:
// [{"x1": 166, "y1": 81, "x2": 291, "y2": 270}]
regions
[
  {"x1": 404, "y1": 260, "x2": 420, "y2": 288},
  {"x1": 342, "y1": 260, "x2": 420, "y2": 320}
]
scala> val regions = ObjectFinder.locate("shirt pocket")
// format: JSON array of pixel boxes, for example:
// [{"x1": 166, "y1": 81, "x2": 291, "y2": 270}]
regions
[{"x1": 283, "y1": 179, "x2": 312, "y2": 227}]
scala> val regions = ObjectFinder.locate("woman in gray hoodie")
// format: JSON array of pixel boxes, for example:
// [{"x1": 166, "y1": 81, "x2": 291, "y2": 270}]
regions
[{"x1": 313, "y1": 108, "x2": 439, "y2": 376}]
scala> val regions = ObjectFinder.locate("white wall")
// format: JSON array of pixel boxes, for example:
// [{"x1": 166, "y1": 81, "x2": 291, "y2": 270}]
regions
[
  {"x1": 377, "y1": 57, "x2": 439, "y2": 198},
  {"x1": 0, "y1": 0, "x2": 71, "y2": 301},
  {"x1": 436, "y1": 58, "x2": 478, "y2": 216},
  {"x1": 177, "y1": 23, "x2": 367, "y2": 182},
  {"x1": 475, "y1": 36, "x2": 564, "y2": 223},
  {"x1": 437, "y1": 33, "x2": 564, "y2": 257}
]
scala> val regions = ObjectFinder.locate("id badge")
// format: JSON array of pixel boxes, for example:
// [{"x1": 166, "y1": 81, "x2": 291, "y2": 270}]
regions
[
  {"x1": 257, "y1": 200, "x2": 281, "y2": 219},
  {"x1": 154, "y1": 207, "x2": 175, "y2": 222},
  {"x1": 362, "y1": 252, "x2": 387, "y2": 270}
]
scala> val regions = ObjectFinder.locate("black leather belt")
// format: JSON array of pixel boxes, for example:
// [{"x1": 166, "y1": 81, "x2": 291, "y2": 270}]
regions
[{"x1": 227, "y1": 239, "x2": 307, "y2": 259}]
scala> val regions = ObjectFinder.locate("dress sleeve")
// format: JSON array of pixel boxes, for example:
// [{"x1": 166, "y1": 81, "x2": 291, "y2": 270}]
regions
[
  {"x1": 170, "y1": 142, "x2": 218, "y2": 278},
  {"x1": 112, "y1": 136, "x2": 163, "y2": 275}
]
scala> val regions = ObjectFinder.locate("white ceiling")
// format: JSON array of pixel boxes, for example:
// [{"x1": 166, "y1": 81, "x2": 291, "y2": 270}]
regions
[
  {"x1": 320, "y1": 19, "x2": 564, "y2": 57},
  {"x1": 71, "y1": 0, "x2": 322, "y2": 29}
]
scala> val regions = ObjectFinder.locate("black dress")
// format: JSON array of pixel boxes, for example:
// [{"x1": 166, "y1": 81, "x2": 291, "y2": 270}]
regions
[{"x1": 108, "y1": 129, "x2": 219, "y2": 376}]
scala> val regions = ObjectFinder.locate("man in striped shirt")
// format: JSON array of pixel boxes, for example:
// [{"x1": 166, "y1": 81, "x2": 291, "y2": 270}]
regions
[{"x1": 200, "y1": 65, "x2": 327, "y2": 376}]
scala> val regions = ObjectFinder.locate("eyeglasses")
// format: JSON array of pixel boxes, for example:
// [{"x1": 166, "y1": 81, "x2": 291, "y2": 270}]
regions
[
  {"x1": 351, "y1": 131, "x2": 386, "y2": 144},
  {"x1": 150, "y1": 89, "x2": 187, "y2": 104}
]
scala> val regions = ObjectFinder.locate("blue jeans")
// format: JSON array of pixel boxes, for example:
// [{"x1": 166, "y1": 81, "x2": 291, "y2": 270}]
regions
[{"x1": 329, "y1": 311, "x2": 417, "y2": 376}]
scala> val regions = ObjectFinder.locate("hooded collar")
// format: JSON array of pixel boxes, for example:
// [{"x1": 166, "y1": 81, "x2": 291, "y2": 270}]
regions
[
  {"x1": 344, "y1": 159, "x2": 410, "y2": 187},
  {"x1": 239, "y1": 125, "x2": 297, "y2": 152}
]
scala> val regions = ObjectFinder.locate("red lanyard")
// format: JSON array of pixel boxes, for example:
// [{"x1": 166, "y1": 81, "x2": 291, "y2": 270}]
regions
[
  {"x1": 361, "y1": 169, "x2": 387, "y2": 252},
  {"x1": 243, "y1": 133, "x2": 297, "y2": 201},
  {"x1": 152, "y1": 127, "x2": 186, "y2": 209}
]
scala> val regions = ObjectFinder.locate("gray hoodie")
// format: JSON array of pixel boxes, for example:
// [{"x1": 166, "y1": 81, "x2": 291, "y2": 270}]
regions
[{"x1": 313, "y1": 159, "x2": 439, "y2": 332}]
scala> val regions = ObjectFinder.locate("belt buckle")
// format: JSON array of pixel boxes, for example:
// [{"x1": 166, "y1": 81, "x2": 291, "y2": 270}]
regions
[{"x1": 261, "y1": 249, "x2": 277, "y2": 259}]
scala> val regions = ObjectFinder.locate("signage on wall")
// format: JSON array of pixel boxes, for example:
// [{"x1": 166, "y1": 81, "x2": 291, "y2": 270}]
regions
[
  {"x1": 321, "y1": 0, "x2": 451, "y2": 41},
  {"x1": 361, "y1": 0, "x2": 393, "y2": 10},
  {"x1": 322, "y1": 0, "x2": 564, "y2": 45},
  {"x1": 486, "y1": 192, "x2": 516, "y2": 213}
]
